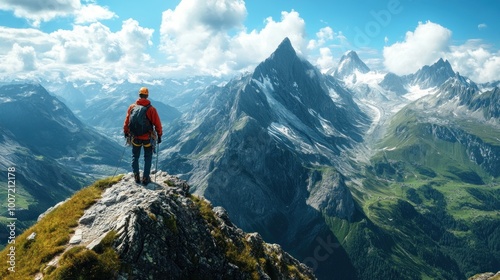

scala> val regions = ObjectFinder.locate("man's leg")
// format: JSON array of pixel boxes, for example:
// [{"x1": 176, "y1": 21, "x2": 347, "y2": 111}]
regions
[
  {"x1": 142, "y1": 143, "x2": 153, "y2": 184},
  {"x1": 132, "y1": 141, "x2": 141, "y2": 183}
]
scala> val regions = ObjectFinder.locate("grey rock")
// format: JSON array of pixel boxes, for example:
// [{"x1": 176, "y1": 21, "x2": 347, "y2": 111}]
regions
[
  {"x1": 27, "y1": 232, "x2": 36, "y2": 241},
  {"x1": 69, "y1": 229, "x2": 83, "y2": 244},
  {"x1": 79, "y1": 212, "x2": 96, "y2": 225}
]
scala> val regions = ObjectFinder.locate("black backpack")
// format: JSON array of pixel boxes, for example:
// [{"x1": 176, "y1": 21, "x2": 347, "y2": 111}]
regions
[{"x1": 128, "y1": 104, "x2": 152, "y2": 136}]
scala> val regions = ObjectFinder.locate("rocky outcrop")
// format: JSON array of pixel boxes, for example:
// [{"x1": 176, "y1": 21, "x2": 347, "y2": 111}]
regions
[
  {"x1": 468, "y1": 271, "x2": 500, "y2": 280},
  {"x1": 43, "y1": 172, "x2": 316, "y2": 280},
  {"x1": 307, "y1": 169, "x2": 355, "y2": 221}
]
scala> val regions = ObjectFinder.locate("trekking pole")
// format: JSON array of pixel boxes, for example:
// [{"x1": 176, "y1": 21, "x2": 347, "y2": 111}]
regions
[{"x1": 155, "y1": 141, "x2": 160, "y2": 183}]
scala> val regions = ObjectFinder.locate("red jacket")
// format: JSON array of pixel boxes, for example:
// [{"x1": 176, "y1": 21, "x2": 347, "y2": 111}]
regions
[{"x1": 123, "y1": 98, "x2": 162, "y2": 140}]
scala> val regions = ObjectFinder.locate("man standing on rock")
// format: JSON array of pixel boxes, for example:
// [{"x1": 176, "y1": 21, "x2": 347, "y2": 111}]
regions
[{"x1": 123, "y1": 87, "x2": 162, "y2": 185}]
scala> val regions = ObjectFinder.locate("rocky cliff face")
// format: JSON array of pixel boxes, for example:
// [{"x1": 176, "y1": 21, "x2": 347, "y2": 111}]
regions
[
  {"x1": 37, "y1": 172, "x2": 315, "y2": 280},
  {"x1": 424, "y1": 123, "x2": 500, "y2": 178}
]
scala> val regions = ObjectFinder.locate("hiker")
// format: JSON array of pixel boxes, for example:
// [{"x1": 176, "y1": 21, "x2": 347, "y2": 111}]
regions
[{"x1": 123, "y1": 87, "x2": 162, "y2": 185}]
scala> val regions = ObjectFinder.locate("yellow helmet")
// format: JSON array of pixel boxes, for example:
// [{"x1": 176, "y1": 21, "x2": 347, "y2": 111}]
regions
[{"x1": 139, "y1": 87, "x2": 149, "y2": 96}]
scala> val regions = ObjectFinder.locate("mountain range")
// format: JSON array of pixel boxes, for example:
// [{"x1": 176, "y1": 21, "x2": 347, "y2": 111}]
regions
[
  {"x1": 0, "y1": 37, "x2": 498, "y2": 279},
  {"x1": 0, "y1": 83, "x2": 125, "y2": 248},
  {"x1": 160, "y1": 38, "x2": 499, "y2": 279},
  {"x1": 42, "y1": 80, "x2": 183, "y2": 142}
]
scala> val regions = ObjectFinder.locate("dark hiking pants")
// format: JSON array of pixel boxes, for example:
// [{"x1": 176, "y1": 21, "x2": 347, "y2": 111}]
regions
[{"x1": 132, "y1": 138, "x2": 153, "y2": 179}]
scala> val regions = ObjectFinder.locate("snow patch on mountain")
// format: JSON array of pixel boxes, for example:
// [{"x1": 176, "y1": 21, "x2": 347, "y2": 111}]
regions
[
  {"x1": 327, "y1": 87, "x2": 342, "y2": 103},
  {"x1": 343, "y1": 71, "x2": 385, "y2": 88},
  {"x1": 254, "y1": 76, "x2": 318, "y2": 154},
  {"x1": 268, "y1": 122, "x2": 315, "y2": 154},
  {"x1": 308, "y1": 108, "x2": 346, "y2": 138},
  {"x1": 403, "y1": 85, "x2": 437, "y2": 101}
]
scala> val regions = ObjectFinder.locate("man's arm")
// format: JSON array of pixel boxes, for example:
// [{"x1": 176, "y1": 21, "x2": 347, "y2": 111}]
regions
[{"x1": 148, "y1": 106, "x2": 162, "y2": 137}]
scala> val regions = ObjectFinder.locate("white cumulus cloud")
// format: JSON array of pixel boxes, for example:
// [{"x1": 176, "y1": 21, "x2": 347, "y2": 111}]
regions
[
  {"x1": 228, "y1": 11, "x2": 307, "y2": 70},
  {"x1": 2, "y1": 1, "x2": 497, "y2": 83},
  {"x1": 0, "y1": 0, "x2": 80, "y2": 27},
  {"x1": 0, "y1": 19, "x2": 155, "y2": 82},
  {"x1": 0, "y1": 0, "x2": 117, "y2": 27},
  {"x1": 478, "y1": 23, "x2": 487, "y2": 30},
  {"x1": 2, "y1": 43, "x2": 37, "y2": 72},
  {"x1": 316, "y1": 47, "x2": 335, "y2": 72},
  {"x1": 383, "y1": 21, "x2": 452, "y2": 75},
  {"x1": 160, "y1": 0, "x2": 307, "y2": 76},
  {"x1": 446, "y1": 40, "x2": 500, "y2": 83},
  {"x1": 75, "y1": 4, "x2": 117, "y2": 24},
  {"x1": 308, "y1": 27, "x2": 334, "y2": 49}
]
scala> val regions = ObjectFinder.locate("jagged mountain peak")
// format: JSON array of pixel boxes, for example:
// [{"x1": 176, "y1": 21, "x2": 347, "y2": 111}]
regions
[
  {"x1": 434, "y1": 57, "x2": 451, "y2": 67},
  {"x1": 421, "y1": 58, "x2": 454, "y2": 76},
  {"x1": 426, "y1": 74, "x2": 500, "y2": 120},
  {"x1": 411, "y1": 57, "x2": 456, "y2": 88},
  {"x1": 270, "y1": 37, "x2": 296, "y2": 59},
  {"x1": 343, "y1": 50, "x2": 365, "y2": 63},
  {"x1": 256, "y1": 37, "x2": 302, "y2": 78},
  {"x1": 334, "y1": 50, "x2": 370, "y2": 79}
]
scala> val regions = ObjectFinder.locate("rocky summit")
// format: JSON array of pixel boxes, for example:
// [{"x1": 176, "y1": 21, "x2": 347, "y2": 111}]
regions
[{"x1": 29, "y1": 172, "x2": 315, "y2": 280}]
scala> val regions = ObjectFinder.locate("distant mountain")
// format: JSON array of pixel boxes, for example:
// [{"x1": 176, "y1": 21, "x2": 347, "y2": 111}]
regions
[
  {"x1": 379, "y1": 58, "x2": 460, "y2": 96},
  {"x1": 410, "y1": 58, "x2": 456, "y2": 88},
  {"x1": 44, "y1": 81, "x2": 182, "y2": 142},
  {"x1": 379, "y1": 72, "x2": 408, "y2": 95},
  {"x1": 44, "y1": 76, "x2": 225, "y2": 113},
  {"x1": 0, "y1": 84, "x2": 121, "y2": 164},
  {"x1": 333, "y1": 51, "x2": 370, "y2": 80},
  {"x1": 0, "y1": 83, "x2": 124, "y2": 247}
]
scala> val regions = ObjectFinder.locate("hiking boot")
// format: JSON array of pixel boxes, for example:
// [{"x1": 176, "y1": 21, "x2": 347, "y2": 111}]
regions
[
  {"x1": 134, "y1": 173, "x2": 141, "y2": 184},
  {"x1": 142, "y1": 176, "x2": 151, "y2": 185}
]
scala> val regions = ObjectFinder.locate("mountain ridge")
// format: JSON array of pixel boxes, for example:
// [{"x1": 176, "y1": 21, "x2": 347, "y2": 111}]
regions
[{"x1": 0, "y1": 173, "x2": 316, "y2": 280}]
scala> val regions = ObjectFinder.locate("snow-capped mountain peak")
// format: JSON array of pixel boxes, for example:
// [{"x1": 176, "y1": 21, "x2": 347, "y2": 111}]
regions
[{"x1": 333, "y1": 51, "x2": 370, "y2": 79}]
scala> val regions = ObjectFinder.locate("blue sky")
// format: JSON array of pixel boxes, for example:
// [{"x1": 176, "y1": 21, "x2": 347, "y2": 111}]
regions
[{"x1": 0, "y1": 0, "x2": 499, "y2": 83}]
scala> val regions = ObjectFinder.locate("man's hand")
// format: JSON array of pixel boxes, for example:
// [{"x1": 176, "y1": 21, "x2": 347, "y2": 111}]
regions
[{"x1": 158, "y1": 136, "x2": 162, "y2": 144}]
